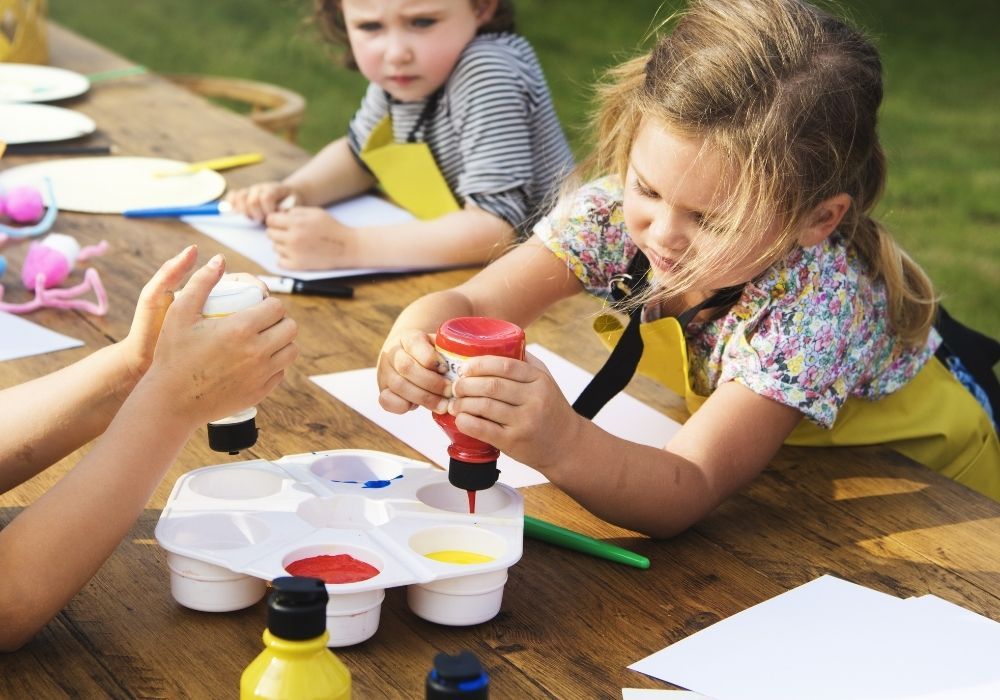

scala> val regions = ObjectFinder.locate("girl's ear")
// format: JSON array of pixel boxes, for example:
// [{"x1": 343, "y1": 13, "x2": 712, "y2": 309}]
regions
[
  {"x1": 799, "y1": 193, "x2": 851, "y2": 247},
  {"x1": 474, "y1": 0, "x2": 501, "y2": 26}
]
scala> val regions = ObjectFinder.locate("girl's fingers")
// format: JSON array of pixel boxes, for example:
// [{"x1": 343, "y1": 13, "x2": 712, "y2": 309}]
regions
[
  {"x1": 449, "y1": 395, "x2": 518, "y2": 426},
  {"x1": 265, "y1": 212, "x2": 289, "y2": 230},
  {"x1": 382, "y1": 369, "x2": 450, "y2": 413},
  {"x1": 399, "y1": 331, "x2": 445, "y2": 374},
  {"x1": 460, "y1": 355, "x2": 535, "y2": 382},
  {"x1": 379, "y1": 388, "x2": 418, "y2": 414}
]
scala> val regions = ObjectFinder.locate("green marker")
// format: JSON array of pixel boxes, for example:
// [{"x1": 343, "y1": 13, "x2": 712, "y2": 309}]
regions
[
  {"x1": 523, "y1": 515, "x2": 650, "y2": 569},
  {"x1": 86, "y1": 65, "x2": 149, "y2": 83}
]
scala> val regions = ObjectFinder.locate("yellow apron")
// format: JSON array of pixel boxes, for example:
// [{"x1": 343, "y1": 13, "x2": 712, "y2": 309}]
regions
[
  {"x1": 358, "y1": 106, "x2": 461, "y2": 220},
  {"x1": 592, "y1": 311, "x2": 1000, "y2": 500}
]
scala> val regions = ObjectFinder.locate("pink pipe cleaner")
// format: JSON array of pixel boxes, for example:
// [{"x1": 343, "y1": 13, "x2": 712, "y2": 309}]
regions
[{"x1": 0, "y1": 267, "x2": 109, "y2": 316}]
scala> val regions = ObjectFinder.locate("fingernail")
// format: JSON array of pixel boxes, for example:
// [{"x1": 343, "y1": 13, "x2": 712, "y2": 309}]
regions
[
  {"x1": 208, "y1": 254, "x2": 224, "y2": 269},
  {"x1": 447, "y1": 398, "x2": 457, "y2": 416},
  {"x1": 435, "y1": 399, "x2": 449, "y2": 414}
]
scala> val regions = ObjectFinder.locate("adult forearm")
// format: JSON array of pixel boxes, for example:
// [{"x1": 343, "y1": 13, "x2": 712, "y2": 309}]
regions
[
  {"x1": 0, "y1": 375, "x2": 195, "y2": 651},
  {"x1": 0, "y1": 344, "x2": 135, "y2": 492}
]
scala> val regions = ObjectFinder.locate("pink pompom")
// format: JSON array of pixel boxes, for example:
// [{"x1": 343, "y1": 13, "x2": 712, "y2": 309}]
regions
[
  {"x1": 22, "y1": 242, "x2": 71, "y2": 289},
  {"x1": 0, "y1": 194, "x2": 7, "y2": 219},
  {"x1": 5, "y1": 185, "x2": 45, "y2": 224}
]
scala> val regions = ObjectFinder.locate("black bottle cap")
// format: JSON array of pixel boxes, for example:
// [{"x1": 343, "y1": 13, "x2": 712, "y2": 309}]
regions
[
  {"x1": 207, "y1": 415, "x2": 258, "y2": 454},
  {"x1": 447, "y1": 458, "x2": 500, "y2": 492},
  {"x1": 426, "y1": 651, "x2": 489, "y2": 699},
  {"x1": 266, "y1": 576, "x2": 328, "y2": 641}
]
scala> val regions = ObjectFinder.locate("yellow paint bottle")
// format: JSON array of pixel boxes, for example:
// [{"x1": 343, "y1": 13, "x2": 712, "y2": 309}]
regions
[{"x1": 241, "y1": 577, "x2": 351, "y2": 700}]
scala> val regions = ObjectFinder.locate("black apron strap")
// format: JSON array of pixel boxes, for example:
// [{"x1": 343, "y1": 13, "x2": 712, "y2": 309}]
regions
[
  {"x1": 934, "y1": 306, "x2": 1000, "y2": 418},
  {"x1": 572, "y1": 252, "x2": 742, "y2": 420}
]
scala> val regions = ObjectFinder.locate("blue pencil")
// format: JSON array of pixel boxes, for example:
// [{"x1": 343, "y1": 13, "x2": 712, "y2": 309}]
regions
[{"x1": 122, "y1": 201, "x2": 232, "y2": 218}]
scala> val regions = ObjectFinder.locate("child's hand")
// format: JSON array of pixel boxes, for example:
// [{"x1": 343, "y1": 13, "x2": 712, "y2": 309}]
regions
[
  {"x1": 377, "y1": 330, "x2": 452, "y2": 415},
  {"x1": 117, "y1": 245, "x2": 199, "y2": 392},
  {"x1": 143, "y1": 254, "x2": 299, "y2": 426},
  {"x1": 448, "y1": 351, "x2": 584, "y2": 472},
  {"x1": 226, "y1": 182, "x2": 298, "y2": 223},
  {"x1": 265, "y1": 206, "x2": 360, "y2": 270}
]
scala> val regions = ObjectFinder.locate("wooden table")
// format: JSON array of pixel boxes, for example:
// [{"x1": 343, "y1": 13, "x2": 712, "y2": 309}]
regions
[{"x1": 3, "y1": 25, "x2": 1000, "y2": 699}]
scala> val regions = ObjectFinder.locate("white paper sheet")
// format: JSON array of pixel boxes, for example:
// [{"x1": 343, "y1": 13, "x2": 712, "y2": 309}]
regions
[
  {"x1": 623, "y1": 690, "x2": 714, "y2": 699},
  {"x1": 310, "y1": 343, "x2": 682, "y2": 488},
  {"x1": 183, "y1": 194, "x2": 423, "y2": 280},
  {"x1": 629, "y1": 574, "x2": 1000, "y2": 700},
  {"x1": 0, "y1": 310, "x2": 83, "y2": 361}
]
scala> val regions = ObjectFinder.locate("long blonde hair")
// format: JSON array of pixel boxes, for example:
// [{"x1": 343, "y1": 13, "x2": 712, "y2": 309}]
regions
[{"x1": 584, "y1": 0, "x2": 936, "y2": 344}]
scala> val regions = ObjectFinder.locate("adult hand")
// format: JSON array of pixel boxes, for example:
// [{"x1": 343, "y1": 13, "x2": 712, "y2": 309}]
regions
[
  {"x1": 144, "y1": 254, "x2": 299, "y2": 426},
  {"x1": 377, "y1": 329, "x2": 452, "y2": 415},
  {"x1": 226, "y1": 182, "x2": 298, "y2": 223},
  {"x1": 265, "y1": 207, "x2": 360, "y2": 270},
  {"x1": 447, "y1": 351, "x2": 584, "y2": 472}
]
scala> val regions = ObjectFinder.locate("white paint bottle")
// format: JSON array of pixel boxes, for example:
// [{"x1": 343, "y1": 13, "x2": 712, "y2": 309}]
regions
[{"x1": 202, "y1": 279, "x2": 265, "y2": 454}]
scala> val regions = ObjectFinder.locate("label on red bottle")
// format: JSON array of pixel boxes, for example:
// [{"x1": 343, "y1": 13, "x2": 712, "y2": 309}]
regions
[{"x1": 436, "y1": 347, "x2": 469, "y2": 383}]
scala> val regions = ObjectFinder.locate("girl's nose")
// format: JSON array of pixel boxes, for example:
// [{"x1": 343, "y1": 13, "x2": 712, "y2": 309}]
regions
[
  {"x1": 384, "y1": 32, "x2": 413, "y2": 65},
  {"x1": 649, "y1": 210, "x2": 690, "y2": 254}
]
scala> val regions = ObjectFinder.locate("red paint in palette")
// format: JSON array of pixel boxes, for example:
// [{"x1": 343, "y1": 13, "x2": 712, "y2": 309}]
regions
[{"x1": 285, "y1": 554, "x2": 379, "y2": 584}]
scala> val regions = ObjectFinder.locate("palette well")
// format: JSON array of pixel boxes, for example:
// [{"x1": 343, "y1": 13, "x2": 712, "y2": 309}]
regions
[{"x1": 155, "y1": 449, "x2": 524, "y2": 646}]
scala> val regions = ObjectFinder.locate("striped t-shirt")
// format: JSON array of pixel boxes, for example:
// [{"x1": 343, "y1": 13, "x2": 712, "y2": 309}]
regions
[{"x1": 347, "y1": 32, "x2": 574, "y2": 235}]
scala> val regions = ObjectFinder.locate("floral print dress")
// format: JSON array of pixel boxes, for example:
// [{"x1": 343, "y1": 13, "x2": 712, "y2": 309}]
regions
[{"x1": 534, "y1": 176, "x2": 939, "y2": 429}]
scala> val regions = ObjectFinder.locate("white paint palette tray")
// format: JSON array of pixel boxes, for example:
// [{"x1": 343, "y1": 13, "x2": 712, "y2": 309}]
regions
[{"x1": 155, "y1": 449, "x2": 524, "y2": 647}]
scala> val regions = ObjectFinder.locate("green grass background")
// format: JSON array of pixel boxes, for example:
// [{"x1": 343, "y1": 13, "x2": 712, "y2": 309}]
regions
[{"x1": 50, "y1": 0, "x2": 999, "y2": 339}]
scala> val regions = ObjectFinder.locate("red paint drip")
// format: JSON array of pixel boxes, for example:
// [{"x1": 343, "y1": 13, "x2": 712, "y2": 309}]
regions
[
  {"x1": 467, "y1": 489, "x2": 477, "y2": 514},
  {"x1": 286, "y1": 554, "x2": 379, "y2": 584}
]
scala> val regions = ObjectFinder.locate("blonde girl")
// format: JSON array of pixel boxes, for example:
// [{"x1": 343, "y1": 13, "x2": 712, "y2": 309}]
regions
[{"x1": 376, "y1": 0, "x2": 999, "y2": 537}]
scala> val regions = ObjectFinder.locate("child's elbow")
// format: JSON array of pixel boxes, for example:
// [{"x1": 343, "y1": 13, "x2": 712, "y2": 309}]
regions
[
  {"x1": 0, "y1": 620, "x2": 39, "y2": 653},
  {"x1": 0, "y1": 590, "x2": 47, "y2": 652}
]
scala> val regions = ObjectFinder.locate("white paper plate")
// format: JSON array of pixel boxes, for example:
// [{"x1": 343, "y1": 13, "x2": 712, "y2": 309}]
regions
[
  {"x1": 0, "y1": 157, "x2": 227, "y2": 214},
  {"x1": 0, "y1": 63, "x2": 91, "y2": 103},
  {"x1": 0, "y1": 103, "x2": 97, "y2": 144}
]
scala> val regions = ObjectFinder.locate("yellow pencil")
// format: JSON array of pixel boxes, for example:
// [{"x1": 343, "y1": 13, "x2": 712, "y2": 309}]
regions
[{"x1": 154, "y1": 152, "x2": 263, "y2": 177}]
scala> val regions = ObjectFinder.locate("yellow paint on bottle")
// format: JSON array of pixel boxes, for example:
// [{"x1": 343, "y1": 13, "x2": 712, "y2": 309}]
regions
[{"x1": 424, "y1": 550, "x2": 494, "y2": 565}]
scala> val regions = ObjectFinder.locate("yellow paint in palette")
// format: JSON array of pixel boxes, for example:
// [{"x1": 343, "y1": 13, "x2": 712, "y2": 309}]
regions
[{"x1": 424, "y1": 550, "x2": 494, "y2": 565}]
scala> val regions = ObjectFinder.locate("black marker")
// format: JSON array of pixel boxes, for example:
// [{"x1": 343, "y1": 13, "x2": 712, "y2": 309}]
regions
[
  {"x1": 258, "y1": 275, "x2": 354, "y2": 299},
  {"x1": 7, "y1": 144, "x2": 117, "y2": 156}
]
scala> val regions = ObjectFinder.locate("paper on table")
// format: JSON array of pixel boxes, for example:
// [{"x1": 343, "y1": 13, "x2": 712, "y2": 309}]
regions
[
  {"x1": 629, "y1": 574, "x2": 1000, "y2": 700},
  {"x1": 310, "y1": 343, "x2": 682, "y2": 488},
  {"x1": 183, "y1": 194, "x2": 421, "y2": 280},
  {"x1": 623, "y1": 692, "x2": 713, "y2": 699},
  {"x1": 0, "y1": 310, "x2": 83, "y2": 361}
]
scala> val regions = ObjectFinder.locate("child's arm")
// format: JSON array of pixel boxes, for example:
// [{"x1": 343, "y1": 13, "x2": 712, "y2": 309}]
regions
[
  {"x1": 0, "y1": 255, "x2": 298, "y2": 651},
  {"x1": 450, "y1": 359, "x2": 802, "y2": 538},
  {"x1": 380, "y1": 239, "x2": 805, "y2": 539},
  {"x1": 0, "y1": 247, "x2": 196, "y2": 493},
  {"x1": 227, "y1": 138, "x2": 376, "y2": 222},
  {"x1": 264, "y1": 201, "x2": 515, "y2": 270},
  {"x1": 377, "y1": 236, "x2": 581, "y2": 413}
]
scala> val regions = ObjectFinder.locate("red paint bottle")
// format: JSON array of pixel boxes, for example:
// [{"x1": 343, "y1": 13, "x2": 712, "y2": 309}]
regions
[{"x1": 433, "y1": 317, "x2": 525, "y2": 505}]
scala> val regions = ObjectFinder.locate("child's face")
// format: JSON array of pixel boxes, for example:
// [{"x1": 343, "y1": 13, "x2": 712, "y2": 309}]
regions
[
  {"x1": 623, "y1": 118, "x2": 781, "y2": 292},
  {"x1": 342, "y1": 0, "x2": 492, "y2": 103}
]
